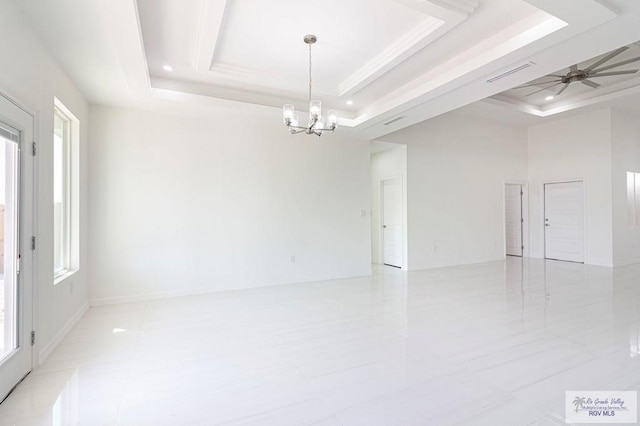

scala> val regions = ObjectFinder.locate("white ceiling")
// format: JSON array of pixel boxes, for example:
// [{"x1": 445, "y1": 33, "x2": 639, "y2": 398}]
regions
[
  {"x1": 12, "y1": 0, "x2": 640, "y2": 138},
  {"x1": 487, "y1": 41, "x2": 640, "y2": 117}
]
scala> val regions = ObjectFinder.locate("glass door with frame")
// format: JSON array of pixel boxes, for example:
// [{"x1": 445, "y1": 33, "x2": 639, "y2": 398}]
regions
[{"x1": 0, "y1": 95, "x2": 34, "y2": 403}]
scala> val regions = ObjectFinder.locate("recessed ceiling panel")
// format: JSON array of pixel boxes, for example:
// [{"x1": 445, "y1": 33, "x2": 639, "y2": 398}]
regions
[{"x1": 208, "y1": 0, "x2": 458, "y2": 97}]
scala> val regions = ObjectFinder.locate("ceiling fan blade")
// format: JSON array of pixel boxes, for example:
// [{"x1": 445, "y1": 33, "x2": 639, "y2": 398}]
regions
[
  {"x1": 590, "y1": 56, "x2": 640, "y2": 73},
  {"x1": 556, "y1": 82, "x2": 570, "y2": 95},
  {"x1": 581, "y1": 79, "x2": 600, "y2": 88},
  {"x1": 514, "y1": 79, "x2": 561, "y2": 89},
  {"x1": 526, "y1": 82, "x2": 562, "y2": 96},
  {"x1": 546, "y1": 74, "x2": 566, "y2": 78},
  {"x1": 584, "y1": 46, "x2": 629, "y2": 71},
  {"x1": 591, "y1": 70, "x2": 639, "y2": 77},
  {"x1": 570, "y1": 64, "x2": 578, "y2": 73}
]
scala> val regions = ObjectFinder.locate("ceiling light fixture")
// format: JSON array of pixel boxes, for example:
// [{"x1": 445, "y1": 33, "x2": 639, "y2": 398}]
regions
[
  {"x1": 514, "y1": 46, "x2": 640, "y2": 97},
  {"x1": 346, "y1": 100, "x2": 354, "y2": 105},
  {"x1": 163, "y1": 65, "x2": 173, "y2": 72},
  {"x1": 545, "y1": 95, "x2": 554, "y2": 101},
  {"x1": 283, "y1": 35, "x2": 337, "y2": 136}
]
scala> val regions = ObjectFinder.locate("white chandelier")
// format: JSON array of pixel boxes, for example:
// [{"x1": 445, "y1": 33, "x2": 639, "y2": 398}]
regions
[{"x1": 283, "y1": 35, "x2": 338, "y2": 136}]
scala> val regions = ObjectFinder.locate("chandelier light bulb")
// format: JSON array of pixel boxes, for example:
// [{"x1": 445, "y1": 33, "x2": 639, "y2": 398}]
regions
[
  {"x1": 283, "y1": 104, "x2": 295, "y2": 125},
  {"x1": 327, "y1": 110, "x2": 338, "y2": 128},
  {"x1": 309, "y1": 100, "x2": 321, "y2": 120}
]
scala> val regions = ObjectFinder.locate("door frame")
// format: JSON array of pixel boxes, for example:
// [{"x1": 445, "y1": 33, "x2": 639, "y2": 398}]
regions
[
  {"x1": 504, "y1": 181, "x2": 529, "y2": 258},
  {"x1": 543, "y1": 179, "x2": 586, "y2": 263},
  {"x1": 0, "y1": 83, "x2": 38, "y2": 373},
  {"x1": 379, "y1": 174, "x2": 407, "y2": 270}
]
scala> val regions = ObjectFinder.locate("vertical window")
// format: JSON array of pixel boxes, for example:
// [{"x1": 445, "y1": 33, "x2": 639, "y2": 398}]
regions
[
  {"x1": 627, "y1": 172, "x2": 640, "y2": 227},
  {"x1": 53, "y1": 98, "x2": 79, "y2": 281},
  {"x1": 53, "y1": 108, "x2": 70, "y2": 276}
]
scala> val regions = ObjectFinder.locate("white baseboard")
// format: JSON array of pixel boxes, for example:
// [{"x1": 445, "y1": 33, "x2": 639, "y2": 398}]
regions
[
  {"x1": 90, "y1": 270, "x2": 373, "y2": 306},
  {"x1": 407, "y1": 257, "x2": 505, "y2": 271},
  {"x1": 38, "y1": 302, "x2": 89, "y2": 365}
]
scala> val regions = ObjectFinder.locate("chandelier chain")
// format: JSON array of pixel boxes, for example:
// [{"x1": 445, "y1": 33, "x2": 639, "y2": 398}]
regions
[{"x1": 308, "y1": 43, "x2": 312, "y2": 103}]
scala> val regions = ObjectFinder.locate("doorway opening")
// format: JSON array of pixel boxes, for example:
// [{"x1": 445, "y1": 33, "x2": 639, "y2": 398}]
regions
[
  {"x1": 382, "y1": 178, "x2": 402, "y2": 268},
  {"x1": 505, "y1": 183, "x2": 524, "y2": 257},
  {"x1": 370, "y1": 142, "x2": 407, "y2": 270}
]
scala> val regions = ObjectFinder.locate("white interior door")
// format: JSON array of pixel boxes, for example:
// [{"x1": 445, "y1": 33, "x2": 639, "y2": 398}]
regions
[
  {"x1": 505, "y1": 184, "x2": 523, "y2": 256},
  {"x1": 0, "y1": 95, "x2": 34, "y2": 402},
  {"x1": 544, "y1": 181, "x2": 584, "y2": 263},
  {"x1": 382, "y1": 178, "x2": 402, "y2": 268}
]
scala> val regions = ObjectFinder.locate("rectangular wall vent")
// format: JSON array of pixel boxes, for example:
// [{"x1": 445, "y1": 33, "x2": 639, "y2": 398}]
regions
[
  {"x1": 487, "y1": 62, "x2": 535, "y2": 83},
  {"x1": 383, "y1": 116, "x2": 407, "y2": 126}
]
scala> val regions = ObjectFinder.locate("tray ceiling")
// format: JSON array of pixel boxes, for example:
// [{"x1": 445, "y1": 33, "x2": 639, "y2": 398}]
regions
[
  {"x1": 137, "y1": 0, "x2": 564, "y2": 121},
  {"x1": 13, "y1": 0, "x2": 640, "y2": 138}
]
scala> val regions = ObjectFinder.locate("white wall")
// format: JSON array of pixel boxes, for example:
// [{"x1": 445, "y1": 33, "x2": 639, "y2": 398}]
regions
[
  {"x1": 0, "y1": 0, "x2": 90, "y2": 362},
  {"x1": 527, "y1": 108, "x2": 613, "y2": 266},
  {"x1": 380, "y1": 112, "x2": 528, "y2": 270},
  {"x1": 89, "y1": 105, "x2": 372, "y2": 304},
  {"x1": 370, "y1": 145, "x2": 407, "y2": 268},
  {"x1": 612, "y1": 109, "x2": 640, "y2": 267}
]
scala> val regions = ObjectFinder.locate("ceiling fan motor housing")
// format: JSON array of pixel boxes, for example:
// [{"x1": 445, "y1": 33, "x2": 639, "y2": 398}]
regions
[{"x1": 562, "y1": 70, "x2": 589, "y2": 84}]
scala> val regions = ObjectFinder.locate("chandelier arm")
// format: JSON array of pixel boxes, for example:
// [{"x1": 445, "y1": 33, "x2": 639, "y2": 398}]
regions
[{"x1": 308, "y1": 115, "x2": 318, "y2": 130}]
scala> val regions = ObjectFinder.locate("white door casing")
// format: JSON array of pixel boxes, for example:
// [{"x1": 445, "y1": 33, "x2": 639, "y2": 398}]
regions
[
  {"x1": 544, "y1": 181, "x2": 584, "y2": 263},
  {"x1": 0, "y1": 94, "x2": 34, "y2": 402},
  {"x1": 505, "y1": 184, "x2": 523, "y2": 256}
]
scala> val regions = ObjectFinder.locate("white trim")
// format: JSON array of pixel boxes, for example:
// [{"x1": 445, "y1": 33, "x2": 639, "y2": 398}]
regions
[
  {"x1": 38, "y1": 302, "x2": 89, "y2": 365},
  {"x1": 193, "y1": 0, "x2": 230, "y2": 72},
  {"x1": 0, "y1": 84, "x2": 38, "y2": 376},
  {"x1": 504, "y1": 180, "x2": 530, "y2": 258},
  {"x1": 408, "y1": 257, "x2": 505, "y2": 272},
  {"x1": 90, "y1": 271, "x2": 373, "y2": 306},
  {"x1": 53, "y1": 269, "x2": 78, "y2": 286},
  {"x1": 0, "y1": 83, "x2": 37, "y2": 118}
]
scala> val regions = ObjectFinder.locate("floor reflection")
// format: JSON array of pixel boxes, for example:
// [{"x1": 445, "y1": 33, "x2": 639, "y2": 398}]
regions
[{"x1": 0, "y1": 259, "x2": 639, "y2": 425}]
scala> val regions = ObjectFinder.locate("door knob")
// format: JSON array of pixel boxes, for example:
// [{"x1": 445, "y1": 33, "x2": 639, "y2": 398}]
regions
[
  {"x1": 545, "y1": 224, "x2": 550, "y2": 227},
  {"x1": 383, "y1": 225, "x2": 387, "y2": 228}
]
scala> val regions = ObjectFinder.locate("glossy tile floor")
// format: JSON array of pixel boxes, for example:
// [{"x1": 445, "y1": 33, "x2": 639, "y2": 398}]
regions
[{"x1": 1, "y1": 258, "x2": 640, "y2": 425}]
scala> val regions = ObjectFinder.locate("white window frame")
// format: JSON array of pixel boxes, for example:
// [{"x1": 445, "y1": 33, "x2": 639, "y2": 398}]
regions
[{"x1": 53, "y1": 99, "x2": 78, "y2": 283}]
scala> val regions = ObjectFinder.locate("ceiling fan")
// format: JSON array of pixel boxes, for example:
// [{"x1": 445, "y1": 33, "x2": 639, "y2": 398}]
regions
[{"x1": 515, "y1": 46, "x2": 640, "y2": 97}]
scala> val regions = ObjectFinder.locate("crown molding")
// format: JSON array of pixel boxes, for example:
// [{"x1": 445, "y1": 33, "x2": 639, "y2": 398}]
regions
[{"x1": 193, "y1": 0, "x2": 230, "y2": 72}]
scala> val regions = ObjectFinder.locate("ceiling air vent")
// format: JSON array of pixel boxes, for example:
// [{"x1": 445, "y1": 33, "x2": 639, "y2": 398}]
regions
[
  {"x1": 383, "y1": 116, "x2": 407, "y2": 126},
  {"x1": 487, "y1": 62, "x2": 536, "y2": 83}
]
